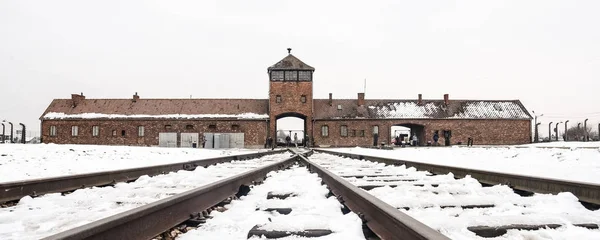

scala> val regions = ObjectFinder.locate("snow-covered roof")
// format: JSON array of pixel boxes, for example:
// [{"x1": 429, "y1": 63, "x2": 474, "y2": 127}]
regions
[
  {"x1": 43, "y1": 112, "x2": 269, "y2": 120},
  {"x1": 313, "y1": 99, "x2": 532, "y2": 120}
]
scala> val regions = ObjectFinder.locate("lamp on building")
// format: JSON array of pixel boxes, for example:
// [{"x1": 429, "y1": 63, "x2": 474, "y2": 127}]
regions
[
  {"x1": 564, "y1": 120, "x2": 569, "y2": 141},
  {"x1": 555, "y1": 122, "x2": 562, "y2": 141},
  {"x1": 548, "y1": 122, "x2": 553, "y2": 142},
  {"x1": 532, "y1": 111, "x2": 543, "y2": 143},
  {"x1": 584, "y1": 119, "x2": 589, "y2": 142}
]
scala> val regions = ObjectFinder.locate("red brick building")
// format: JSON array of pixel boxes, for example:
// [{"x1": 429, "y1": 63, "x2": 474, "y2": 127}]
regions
[{"x1": 40, "y1": 50, "x2": 532, "y2": 148}]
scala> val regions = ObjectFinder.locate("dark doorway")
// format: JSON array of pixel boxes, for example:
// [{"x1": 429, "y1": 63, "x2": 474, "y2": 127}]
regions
[{"x1": 390, "y1": 124, "x2": 425, "y2": 146}]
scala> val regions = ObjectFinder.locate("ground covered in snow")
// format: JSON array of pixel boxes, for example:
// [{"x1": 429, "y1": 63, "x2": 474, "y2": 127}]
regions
[
  {"x1": 324, "y1": 143, "x2": 600, "y2": 184},
  {"x1": 311, "y1": 152, "x2": 600, "y2": 240},
  {"x1": 0, "y1": 144, "x2": 267, "y2": 182},
  {"x1": 520, "y1": 141, "x2": 600, "y2": 148},
  {"x1": 178, "y1": 165, "x2": 365, "y2": 240},
  {"x1": 0, "y1": 153, "x2": 290, "y2": 240}
]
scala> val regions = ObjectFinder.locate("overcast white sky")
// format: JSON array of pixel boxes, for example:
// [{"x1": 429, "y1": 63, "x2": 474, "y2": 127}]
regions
[{"x1": 1, "y1": 0, "x2": 599, "y2": 138}]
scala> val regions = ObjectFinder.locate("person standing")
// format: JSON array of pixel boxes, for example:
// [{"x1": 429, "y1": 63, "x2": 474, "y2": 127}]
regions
[
  {"x1": 412, "y1": 134, "x2": 418, "y2": 146},
  {"x1": 293, "y1": 133, "x2": 298, "y2": 147},
  {"x1": 433, "y1": 132, "x2": 439, "y2": 146},
  {"x1": 285, "y1": 135, "x2": 291, "y2": 148}
]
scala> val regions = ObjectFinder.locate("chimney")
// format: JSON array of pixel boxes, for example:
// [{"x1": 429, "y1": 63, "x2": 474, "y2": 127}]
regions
[
  {"x1": 357, "y1": 93, "x2": 365, "y2": 106},
  {"x1": 328, "y1": 93, "x2": 333, "y2": 106},
  {"x1": 444, "y1": 94, "x2": 449, "y2": 105},
  {"x1": 71, "y1": 93, "x2": 85, "y2": 107},
  {"x1": 417, "y1": 94, "x2": 422, "y2": 105},
  {"x1": 133, "y1": 92, "x2": 140, "y2": 102}
]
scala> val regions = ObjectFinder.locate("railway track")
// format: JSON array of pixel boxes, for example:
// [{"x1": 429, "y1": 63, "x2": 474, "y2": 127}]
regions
[
  {"x1": 310, "y1": 151, "x2": 600, "y2": 239},
  {"x1": 37, "y1": 150, "x2": 450, "y2": 240},
  {"x1": 315, "y1": 148, "x2": 600, "y2": 207},
  {"x1": 0, "y1": 149, "x2": 286, "y2": 205}
]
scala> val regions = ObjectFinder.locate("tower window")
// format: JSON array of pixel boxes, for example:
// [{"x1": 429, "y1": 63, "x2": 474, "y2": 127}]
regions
[
  {"x1": 271, "y1": 71, "x2": 284, "y2": 81},
  {"x1": 299, "y1": 71, "x2": 311, "y2": 81},
  {"x1": 284, "y1": 71, "x2": 297, "y2": 81},
  {"x1": 300, "y1": 95, "x2": 306, "y2": 103},
  {"x1": 276, "y1": 95, "x2": 282, "y2": 103}
]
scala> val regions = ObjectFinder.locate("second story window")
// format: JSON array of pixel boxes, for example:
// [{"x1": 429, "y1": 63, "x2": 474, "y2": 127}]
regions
[
  {"x1": 284, "y1": 71, "x2": 297, "y2": 81},
  {"x1": 271, "y1": 71, "x2": 284, "y2": 81},
  {"x1": 276, "y1": 95, "x2": 282, "y2": 103},
  {"x1": 300, "y1": 95, "x2": 307, "y2": 103},
  {"x1": 71, "y1": 126, "x2": 78, "y2": 136},
  {"x1": 92, "y1": 126, "x2": 99, "y2": 136},
  {"x1": 299, "y1": 71, "x2": 311, "y2": 81}
]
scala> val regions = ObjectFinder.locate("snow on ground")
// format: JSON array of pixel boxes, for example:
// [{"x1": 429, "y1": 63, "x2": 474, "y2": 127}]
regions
[
  {"x1": 323, "y1": 144, "x2": 600, "y2": 184},
  {"x1": 178, "y1": 165, "x2": 365, "y2": 240},
  {"x1": 520, "y1": 141, "x2": 600, "y2": 148},
  {"x1": 0, "y1": 144, "x2": 268, "y2": 182},
  {"x1": 0, "y1": 153, "x2": 290, "y2": 240},
  {"x1": 311, "y1": 152, "x2": 600, "y2": 240}
]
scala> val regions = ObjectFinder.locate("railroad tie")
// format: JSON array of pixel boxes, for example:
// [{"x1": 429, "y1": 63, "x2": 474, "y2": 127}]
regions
[
  {"x1": 468, "y1": 223, "x2": 599, "y2": 238},
  {"x1": 247, "y1": 225, "x2": 332, "y2": 239},
  {"x1": 266, "y1": 192, "x2": 297, "y2": 200}
]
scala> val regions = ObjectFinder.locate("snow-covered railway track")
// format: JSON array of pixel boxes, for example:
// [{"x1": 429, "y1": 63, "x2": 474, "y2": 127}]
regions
[
  {"x1": 0, "y1": 150, "x2": 286, "y2": 205},
  {"x1": 309, "y1": 151, "x2": 600, "y2": 239},
  {"x1": 34, "y1": 150, "x2": 451, "y2": 240},
  {"x1": 0, "y1": 152, "x2": 292, "y2": 240},
  {"x1": 316, "y1": 149, "x2": 600, "y2": 207}
]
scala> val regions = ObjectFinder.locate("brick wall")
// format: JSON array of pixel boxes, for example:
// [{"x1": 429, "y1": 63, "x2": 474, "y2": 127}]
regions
[
  {"x1": 268, "y1": 81, "x2": 313, "y2": 139},
  {"x1": 41, "y1": 119, "x2": 268, "y2": 148},
  {"x1": 312, "y1": 119, "x2": 531, "y2": 147}
]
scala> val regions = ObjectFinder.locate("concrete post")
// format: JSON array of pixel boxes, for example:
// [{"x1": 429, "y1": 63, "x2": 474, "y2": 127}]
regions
[
  {"x1": 548, "y1": 122, "x2": 553, "y2": 142},
  {"x1": 564, "y1": 120, "x2": 569, "y2": 141}
]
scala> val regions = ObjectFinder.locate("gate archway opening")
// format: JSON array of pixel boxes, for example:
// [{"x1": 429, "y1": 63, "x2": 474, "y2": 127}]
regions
[
  {"x1": 275, "y1": 113, "x2": 307, "y2": 147},
  {"x1": 390, "y1": 123, "x2": 425, "y2": 146}
]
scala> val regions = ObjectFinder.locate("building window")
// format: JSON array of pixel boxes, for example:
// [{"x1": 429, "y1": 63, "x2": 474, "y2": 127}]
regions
[
  {"x1": 185, "y1": 125, "x2": 194, "y2": 130},
  {"x1": 232, "y1": 124, "x2": 240, "y2": 130},
  {"x1": 209, "y1": 124, "x2": 217, "y2": 130},
  {"x1": 284, "y1": 71, "x2": 297, "y2": 81},
  {"x1": 373, "y1": 126, "x2": 379, "y2": 135},
  {"x1": 112, "y1": 130, "x2": 117, "y2": 136},
  {"x1": 360, "y1": 130, "x2": 365, "y2": 137},
  {"x1": 71, "y1": 126, "x2": 78, "y2": 136},
  {"x1": 49, "y1": 126, "x2": 57, "y2": 136},
  {"x1": 121, "y1": 130, "x2": 126, "y2": 137},
  {"x1": 299, "y1": 71, "x2": 311, "y2": 81},
  {"x1": 276, "y1": 95, "x2": 282, "y2": 103},
  {"x1": 351, "y1": 130, "x2": 356, "y2": 137},
  {"x1": 138, "y1": 126, "x2": 144, "y2": 137},
  {"x1": 271, "y1": 71, "x2": 284, "y2": 81},
  {"x1": 92, "y1": 126, "x2": 99, "y2": 137},
  {"x1": 321, "y1": 125, "x2": 329, "y2": 137},
  {"x1": 340, "y1": 125, "x2": 348, "y2": 137},
  {"x1": 165, "y1": 125, "x2": 172, "y2": 130},
  {"x1": 300, "y1": 95, "x2": 307, "y2": 103}
]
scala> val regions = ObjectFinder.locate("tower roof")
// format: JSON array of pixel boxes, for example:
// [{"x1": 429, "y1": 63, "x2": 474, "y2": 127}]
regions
[{"x1": 268, "y1": 51, "x2": 315, "y2": 72}]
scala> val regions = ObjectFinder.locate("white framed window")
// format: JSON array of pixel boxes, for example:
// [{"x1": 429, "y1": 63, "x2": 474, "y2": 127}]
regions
[
  {"x1": 138, "y1": 126, "x2": 145, "y2": 137},
  {"x1": 373, "y1": 125, "x2": 379, "y2": 135},
  {"x1": 49, "y1": 126, "x2": 57, "y2": 136},
  {"x1": 340, "y1": 125, "x2": 348, "y2": 137},
  {"x1": 71, "y1": 126, "x2": 79, "y2": 136},
  {"x1": 284, "y1": 71, "x2": 297, "y2": 81},
  {"x1": 321, "y1": 125, "x2": 329, "y2": 137},
  {"x1": 271, "y1": 71, "x2": 284, "y2": 81},
  {"x1": 92, "y1": 126, "x2": 99, "y2": 136}
]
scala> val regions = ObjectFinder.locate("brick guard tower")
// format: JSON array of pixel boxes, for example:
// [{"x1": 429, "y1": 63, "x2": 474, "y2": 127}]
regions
[{"x1": 267, "y1": 48, "x2": 315, "y2": 142}]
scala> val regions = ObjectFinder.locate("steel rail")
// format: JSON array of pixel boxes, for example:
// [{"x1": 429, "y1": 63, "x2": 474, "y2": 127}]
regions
[
  {"x1": 42, "y1": 153, "x2": 298, "y2": 240},
  {"x1": 0, "y1": 149, "x2": 286, "y2": 204},
  {"x1": 314, "y1": 149, "x2": 600, "y2": 205},
  {"x1": 294, "y1": 150, "x2": 450, "y2": 240}
]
